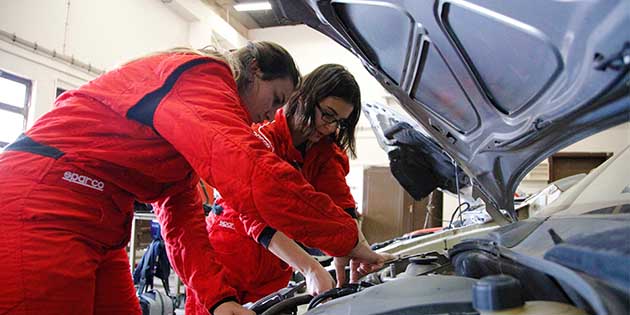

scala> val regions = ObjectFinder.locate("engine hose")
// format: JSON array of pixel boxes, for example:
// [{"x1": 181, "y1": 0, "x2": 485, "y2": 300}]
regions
[
  {"x1": 307, "y1": 286, "x2": 357, "y2": 310},
  {"x1": 260, "y1": 294, "x2": 313, "y2": 315}
]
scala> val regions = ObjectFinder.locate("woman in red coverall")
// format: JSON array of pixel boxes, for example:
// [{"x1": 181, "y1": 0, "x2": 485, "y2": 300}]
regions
[
  {"x1": 0, "y1": 43, "x2": 382, "y2": 315},
  {"x1": 187, "y1": 64, "x2": 392, "y2": 313}
]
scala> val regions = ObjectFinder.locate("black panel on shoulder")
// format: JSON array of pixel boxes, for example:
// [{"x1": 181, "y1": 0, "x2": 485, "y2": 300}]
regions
[
  {"x1": 127, "y1": 58, "x2": 211, "y2": 129},
  {"x1": 3, "y1": 134, "x2": 64, "y2": 159}
]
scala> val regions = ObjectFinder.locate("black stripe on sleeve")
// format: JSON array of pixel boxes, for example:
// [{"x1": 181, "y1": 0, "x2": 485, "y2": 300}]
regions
[{"x1": 257, "y1": 226, "x2": 278, "y2": 248}]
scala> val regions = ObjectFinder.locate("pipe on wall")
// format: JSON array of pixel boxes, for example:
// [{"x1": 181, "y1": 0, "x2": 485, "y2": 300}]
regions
[{"x1": 0, "y1": 29, "x2": 104, "y2": 75}]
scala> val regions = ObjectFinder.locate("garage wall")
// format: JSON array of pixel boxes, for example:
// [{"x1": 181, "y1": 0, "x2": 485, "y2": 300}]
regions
[
  {"x1": 0, "y1": 42, "x2": 93, "y2": 128},
  {"x1": 0, "y1": 0, "x2": 189, "y2": 71},
  {"x1": 0, "y1": 0, "x2": 190, "y2": 125},
  {"x1": 563, "y1": 123, "x2": 630, "y2": 154}
]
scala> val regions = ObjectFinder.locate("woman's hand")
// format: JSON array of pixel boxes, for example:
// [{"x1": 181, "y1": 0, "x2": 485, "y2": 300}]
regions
[
  {"x1": 334, "y1": 243, "x2": 397, "y2": 285},
  {"x1": 266, "y1": 231, "x2": 335, "y2": 296},
  {"x1": 333, "y1": 256, "x2": 351, "y2": 286},
  {"x1": 213, "y1": 301, "x2": 255, "y2": 315},
  {"x1": 348, "y1": 241, "x2": 384, "y2": 265},
  {"x1": 303, "y1": 261, "x2": 336, "y2": 296}
]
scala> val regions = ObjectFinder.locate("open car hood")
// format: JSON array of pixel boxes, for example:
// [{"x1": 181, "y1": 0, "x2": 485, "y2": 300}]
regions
[{"x1": 271, "y1": 0, "x2": 630, "y2": 222}]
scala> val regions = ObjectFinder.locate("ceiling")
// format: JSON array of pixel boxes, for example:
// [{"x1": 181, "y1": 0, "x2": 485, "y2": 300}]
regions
[{"x1": 208, "y1": 0, "x2": 299, "y2": 30}]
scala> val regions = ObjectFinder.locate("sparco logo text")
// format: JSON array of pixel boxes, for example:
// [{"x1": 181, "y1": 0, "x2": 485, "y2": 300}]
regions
[{"x1": 62, "y1": 171, "x2": 105, "y2": 191}]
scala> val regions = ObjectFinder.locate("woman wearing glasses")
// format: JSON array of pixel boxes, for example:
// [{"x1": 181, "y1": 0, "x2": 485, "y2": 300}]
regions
[{"x1": 185, "y1": 64, "x2": 391, "y2": 314}]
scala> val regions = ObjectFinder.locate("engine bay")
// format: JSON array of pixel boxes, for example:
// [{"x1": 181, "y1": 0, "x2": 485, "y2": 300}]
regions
[{"x1": 247, "y1": 215, "x2": 630, "y2": 315}]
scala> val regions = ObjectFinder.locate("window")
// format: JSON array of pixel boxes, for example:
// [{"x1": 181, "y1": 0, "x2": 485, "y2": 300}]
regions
[{"x1": 0, "y1": 70, "x2": 31, "y2": 148}]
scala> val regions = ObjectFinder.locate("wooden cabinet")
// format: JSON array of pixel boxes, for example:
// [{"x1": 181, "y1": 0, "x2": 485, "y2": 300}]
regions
[
  {"x1": 548, "y1": 152, "x2": 612, "y2": 183},
  {"x1": 360, "y1": 166, "x2": 438, "y2": 244}
]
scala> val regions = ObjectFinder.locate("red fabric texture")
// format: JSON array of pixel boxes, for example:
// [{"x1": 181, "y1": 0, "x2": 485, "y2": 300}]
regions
[
  {"x1": 185, "y1": 213, "x2": 293, "y2": 314},
  {"x1": 197, "y1": 179, "x2": 214, "y2": 205},
  {"x1": 0, "y1": 54, "x2": 356, "y2": 313},
  {"x1": 239, "y1": 109, "x2": 357, "y2": 242},
  {"x1": 193, "y1": 109, "x2": 357, "y2": 308},
  {"x1": 0, "y1": 152, "x2": 141, "y2": 315}
]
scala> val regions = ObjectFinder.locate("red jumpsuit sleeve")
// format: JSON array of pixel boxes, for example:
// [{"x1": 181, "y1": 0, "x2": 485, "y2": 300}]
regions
[
  {"x1": 311, "y1": 148, "x2": 358, "y2": 216},
  {"x1": 239, "y1": 145, "x2": 359, "y2": 249},
  {"x1": 153, "y1": 182, "x2": 238, "y2": 310},
  {"x1": 153, "y1": 62, "x2": 357, "y2": 253}
]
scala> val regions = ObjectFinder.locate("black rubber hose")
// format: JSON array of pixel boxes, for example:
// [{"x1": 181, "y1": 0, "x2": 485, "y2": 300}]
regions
[
  {"x1": 260, "y1": 294, "x2": 313, "y2": 315},
  {"x1": 307, "y1": 287, "x2": 357, "y2": 310},
  {"x1": 447, "y1": 202, "x2": 470, "y2": 229}
]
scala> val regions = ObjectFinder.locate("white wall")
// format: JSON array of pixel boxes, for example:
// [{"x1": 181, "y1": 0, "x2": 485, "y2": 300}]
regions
[
  {"x1": 1, "y1": 0, "x2": 189, "y2": 71},
  {"x1": 563, "y1": 123, "x2": 629, "y2": 154},
  {"x1": 0, "y1": 0, "x2": 191, "y2": 124},
  {"x1": 0, "y1": 0, "x2": 250, "y2": 126}
]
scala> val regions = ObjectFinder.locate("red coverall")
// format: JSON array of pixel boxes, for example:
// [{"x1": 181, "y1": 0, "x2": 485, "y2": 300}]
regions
[
  {"x1": 0, "y1": 53, "x2": 357, "y2": 314},
  {"x1": 186, "y1": 109, "x2": 358, "y2": 312}
]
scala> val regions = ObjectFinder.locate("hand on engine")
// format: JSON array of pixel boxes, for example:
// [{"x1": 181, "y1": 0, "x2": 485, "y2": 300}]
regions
[
  {"x1": 266, "y1": 231, "x2": 335, "y2": 296},
  {"x1": 333, "y1": 256, "x2": 350, "y2": 286},
  {"x1": 304, "y1": 261, "x2": 336, "y2": 296},
  {"x1": 335, "y1": 248, "x2": 396, "y2": 286}
]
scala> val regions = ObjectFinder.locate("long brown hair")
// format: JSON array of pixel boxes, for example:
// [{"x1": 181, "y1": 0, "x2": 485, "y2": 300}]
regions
[
  {"x1": 122, "y1": 46, "x2": 230, "y2": 68},
  {"x1": 124, "y1": 42, "x2": 300, "y2": 97},
  {"x1": 232, "y1": 41, "x2": 301, "y2": 96},
  {"x1": 285, "y1": 64, "x2": 361, "y2": 158}
]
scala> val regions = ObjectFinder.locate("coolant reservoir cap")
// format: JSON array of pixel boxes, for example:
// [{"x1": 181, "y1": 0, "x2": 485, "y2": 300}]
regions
[{"x1": 473, "y1": 275, "x2": 524, "y2": 311}]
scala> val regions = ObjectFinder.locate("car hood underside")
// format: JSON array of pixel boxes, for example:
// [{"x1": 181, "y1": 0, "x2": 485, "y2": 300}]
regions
[{"x1": 271, "y1": 0, "x2": 630, "y2": 222}]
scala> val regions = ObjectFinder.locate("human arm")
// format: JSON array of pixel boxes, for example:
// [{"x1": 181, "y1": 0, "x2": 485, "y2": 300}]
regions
[
  {"x1": 310, "y1": 147, "x2": 393, "y2": 285},
  {"x1": 332, "y1": 221, "x2": 393, "y2": 286},
  {"x1": 153, "y1": 181, "x2": 246, "y2": 314},
  {"x1": 309, "y1": 145, "x2": 358, "y2": 217},
  {"x1": 267, "y1": 231, "x2": 335, "y2": 296}
]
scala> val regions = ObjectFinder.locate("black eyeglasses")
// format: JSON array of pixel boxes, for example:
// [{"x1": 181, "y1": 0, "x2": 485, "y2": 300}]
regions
[{"x1": 316, "y1": 103, "x2": 348, "y2": 129}]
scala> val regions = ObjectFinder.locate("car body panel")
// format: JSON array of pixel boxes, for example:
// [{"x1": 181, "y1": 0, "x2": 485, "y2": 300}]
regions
[
  {"x1": 305, "y1": 275, "x2": 477, "y2": 315},
  {"x1": 378, "y1": 223, "x2": 499, "y2": 256}
]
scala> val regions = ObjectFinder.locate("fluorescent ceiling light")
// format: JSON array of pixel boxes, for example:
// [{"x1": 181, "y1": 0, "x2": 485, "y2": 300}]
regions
[{"x1": 233, "y1": 2, "x2": 272, "y2": 12}]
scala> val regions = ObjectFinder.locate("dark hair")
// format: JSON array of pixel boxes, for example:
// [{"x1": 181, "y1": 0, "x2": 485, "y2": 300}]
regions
[
  {"x1": 232, "y1": 41, "x2": 301, "y2": 95},
  {"x1": 285, "y1": 64, "x2": 361, "y2": 158}
]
